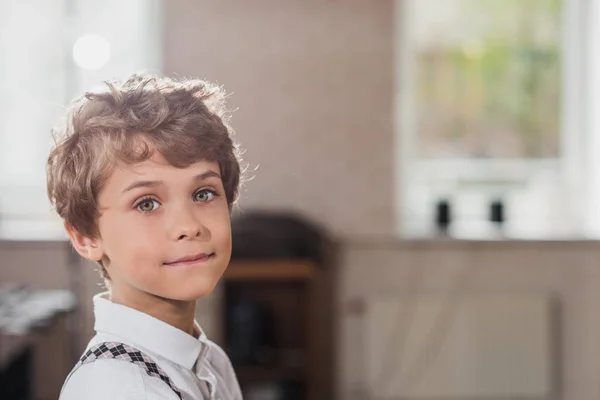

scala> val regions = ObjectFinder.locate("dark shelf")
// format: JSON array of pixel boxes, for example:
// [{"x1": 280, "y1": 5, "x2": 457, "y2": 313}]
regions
[
  {"x1": 222, "y1": 256, "x2": 335, "y2": 399},
  {"x1": 224, "y1": 260, "x2": 315, "y2": 281},
  {"x1": 234, "y1": 365, "x2": 306, "y2": 383}
]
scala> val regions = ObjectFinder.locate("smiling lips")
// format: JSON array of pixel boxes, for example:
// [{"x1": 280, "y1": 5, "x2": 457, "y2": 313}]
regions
[{"x1": 163, "y1": 252, "x2": 214, "y2": 267}]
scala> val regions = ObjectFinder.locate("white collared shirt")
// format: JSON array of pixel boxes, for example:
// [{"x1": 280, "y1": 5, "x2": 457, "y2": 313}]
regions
[{"x1": 59, "y1": 293, "x2": 242, "y2": 400}]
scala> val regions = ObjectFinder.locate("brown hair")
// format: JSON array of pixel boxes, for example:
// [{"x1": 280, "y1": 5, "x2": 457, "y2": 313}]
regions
[{"x1": 47, "y1": 73, "x2": 244, "y2": 278}]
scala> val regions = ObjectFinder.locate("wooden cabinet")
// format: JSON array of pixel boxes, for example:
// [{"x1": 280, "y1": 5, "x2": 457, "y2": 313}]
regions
[{"x1": 220, "y1": 260, "x2": 335, "y2": 400}]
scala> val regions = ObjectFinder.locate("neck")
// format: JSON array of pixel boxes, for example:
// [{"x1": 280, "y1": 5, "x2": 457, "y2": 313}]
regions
[{"x1": 109, "y1": 287, "x2": 197, "y2": 336}]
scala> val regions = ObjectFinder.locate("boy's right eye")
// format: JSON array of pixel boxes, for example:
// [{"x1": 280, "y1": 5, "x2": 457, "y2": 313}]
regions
[{"x1": 136, "y1": 198, "x2": 160, "y2": 213}]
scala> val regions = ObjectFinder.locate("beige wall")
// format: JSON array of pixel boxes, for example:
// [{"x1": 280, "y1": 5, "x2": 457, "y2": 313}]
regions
[{"x1": 164, "y1": 0, "x2": 396, "y2": 237}]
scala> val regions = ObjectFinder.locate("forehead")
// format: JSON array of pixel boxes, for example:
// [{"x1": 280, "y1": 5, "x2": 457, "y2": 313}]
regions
[{"x1": 108, "y1": 152, "x2": 221, "y2": 185}]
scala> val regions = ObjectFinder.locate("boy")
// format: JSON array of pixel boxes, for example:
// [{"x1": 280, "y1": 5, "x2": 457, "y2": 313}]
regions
[{"x1": 48, "y1": 73, "x2": 244, "y2": 399}]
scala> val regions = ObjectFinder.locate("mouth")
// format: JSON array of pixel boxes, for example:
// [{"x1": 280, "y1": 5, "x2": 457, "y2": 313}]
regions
[{"x1": 163, "y1": 252, "x2": 215, "y2": 267}]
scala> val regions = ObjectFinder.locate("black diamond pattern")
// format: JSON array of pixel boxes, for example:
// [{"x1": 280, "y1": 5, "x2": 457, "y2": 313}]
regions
[{"x1": 78, "y1": 342, "x2": 183, "y2": 399}]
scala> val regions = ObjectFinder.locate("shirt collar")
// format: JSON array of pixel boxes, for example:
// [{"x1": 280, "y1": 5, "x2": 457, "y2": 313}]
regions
[{"x1": 93, "y1": 292, "x2": 206, "y2": 370}]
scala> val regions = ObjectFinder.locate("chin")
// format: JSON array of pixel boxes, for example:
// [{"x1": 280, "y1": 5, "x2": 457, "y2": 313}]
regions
[{"x1": 167, "y1": 279, "x2": 219, "y2": 301}]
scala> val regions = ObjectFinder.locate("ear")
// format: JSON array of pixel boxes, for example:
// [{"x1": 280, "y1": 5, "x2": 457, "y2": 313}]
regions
[{"x1": 64, "y1": 222, "x2": 105, "y2": 262}]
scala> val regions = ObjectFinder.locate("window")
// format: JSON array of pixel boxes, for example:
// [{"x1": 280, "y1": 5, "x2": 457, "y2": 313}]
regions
[
  {"x1": 0, "y1": 0, "x2": 162, "y2": 240},
  {"x1": 395, "y1": 0, "x2": 594, "y2": 239}
]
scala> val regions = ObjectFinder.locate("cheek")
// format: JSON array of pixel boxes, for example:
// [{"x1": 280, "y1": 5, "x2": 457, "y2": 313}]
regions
[
  {"x1": 218, "y1": 227, "x2": 232, "y2": 256},
  {"x1": 210, "y1": 209, "x2": 232, "y2": 249},
  {"x1": 99, "y1": 213, "x2": 162, "y2": 262}
]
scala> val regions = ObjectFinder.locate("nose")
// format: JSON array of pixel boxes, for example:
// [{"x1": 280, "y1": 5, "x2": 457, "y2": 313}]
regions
[{"x1": 167, "y1": 202, "x2": 206, "y2": 241}]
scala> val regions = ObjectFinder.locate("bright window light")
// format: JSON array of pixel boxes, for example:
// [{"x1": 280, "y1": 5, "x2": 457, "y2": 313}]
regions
[{"x1": 72, "y1": 34, "x2": 111, "y2": 70}]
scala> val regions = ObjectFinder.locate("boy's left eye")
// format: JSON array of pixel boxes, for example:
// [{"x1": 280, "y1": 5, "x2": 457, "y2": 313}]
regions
[{"x1": 193, "y1": 189, "x2": 217, "y2": 203}]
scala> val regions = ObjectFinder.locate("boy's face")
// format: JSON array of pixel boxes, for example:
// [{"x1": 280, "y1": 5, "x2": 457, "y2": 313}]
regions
[{"x1": 74, "y1": 151, "x2": 232, "y2": 302}]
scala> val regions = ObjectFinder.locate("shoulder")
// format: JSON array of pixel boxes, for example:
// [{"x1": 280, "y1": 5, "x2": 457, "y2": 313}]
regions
[
  {"x1": 60, "y1": 358, "x2": 179, "y2": 400},
  {"x1": 60, "y1": 358, "x2": 146, "y2": 400}
]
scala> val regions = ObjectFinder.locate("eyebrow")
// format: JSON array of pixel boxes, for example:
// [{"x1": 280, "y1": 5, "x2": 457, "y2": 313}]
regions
[{"x1": 121, "y1": 170, "x2": 222, "y2": 194}]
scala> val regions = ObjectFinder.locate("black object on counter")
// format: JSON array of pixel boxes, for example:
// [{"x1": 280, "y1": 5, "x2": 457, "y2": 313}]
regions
[
  {"x1": 489, "y1": 199, "x2": 505, "y2": 226},
  {"x1": 435, "y1": 199, "x2": 452, "y2": 233}
]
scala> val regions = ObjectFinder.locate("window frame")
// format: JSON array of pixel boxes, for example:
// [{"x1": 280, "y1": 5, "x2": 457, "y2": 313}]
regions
[{"x1": 394, "y1": 0, "x2": 592, "y2": 239}]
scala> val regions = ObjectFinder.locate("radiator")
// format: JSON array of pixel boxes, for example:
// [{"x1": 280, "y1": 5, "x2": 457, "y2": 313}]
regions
[{"x1": 363, "y1": 293, "x2": 557, "y2": 399}]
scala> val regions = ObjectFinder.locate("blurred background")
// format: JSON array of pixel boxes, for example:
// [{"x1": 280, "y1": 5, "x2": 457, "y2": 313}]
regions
[{"x1": 1, "y1": 0, "x2": 600, "y2": 399}]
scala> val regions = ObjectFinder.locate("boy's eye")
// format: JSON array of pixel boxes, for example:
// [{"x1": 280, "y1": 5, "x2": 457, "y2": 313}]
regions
[
  {"x1": 193, "y1": 189, "x2": 216, "y2": 203},
  {"x1": 136, "y1": 199, "x2": 160, "y2": 212}
]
